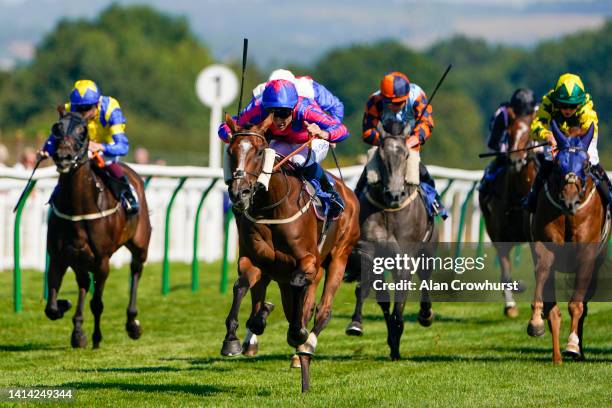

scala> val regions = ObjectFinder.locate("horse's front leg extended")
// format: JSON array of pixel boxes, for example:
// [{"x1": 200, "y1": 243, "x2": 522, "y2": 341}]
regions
[
  {"x1": 287, "y1": 254, "x2": 317, "y2": 348},
  {"x1": 221, "y1": 257, "x2": 262, "y2": 357},
  {"x1": 91, "y1": 258, "x2": 110, "y2": 349},
  {"x1": 528, "y1": 243, "x2": 554, "y2": 337},
  {"x1": 71, "y1": 268, "x2": 90, "y2": 348},
  {"x1": 45, "y1": 257, "x2": 71, "y2": 321}
]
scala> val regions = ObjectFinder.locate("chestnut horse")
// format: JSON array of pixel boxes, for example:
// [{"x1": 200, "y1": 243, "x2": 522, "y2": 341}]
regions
[
  {"x1": 527, "y1": 121, "x2": 609, "y2": 363},
  {"x1": 44, "y1": 109, "x2": 151, "y2": 349},
  {"x1": 479, "y1": 111, "x2": 536, "y2": 317},
  {"x1": 220, "y1": 114, "x2": 359, "y2": 392}
]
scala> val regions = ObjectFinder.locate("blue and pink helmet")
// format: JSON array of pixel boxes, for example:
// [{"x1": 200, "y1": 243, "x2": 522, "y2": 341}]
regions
[{"x1": 262, "y1": 79, "x2": 298, "y2": 110}]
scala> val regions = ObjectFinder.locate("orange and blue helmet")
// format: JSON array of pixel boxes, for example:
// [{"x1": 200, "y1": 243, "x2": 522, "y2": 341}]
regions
[
  {"x1": 380, "y1": 72, "x2": 410, "y2": 103},
  {"x1": 69, "y1": 80, "x2": 101, "y2": 106},
  {"x1": 262, "y1": 79, "x2": 298, "y2": 110}
]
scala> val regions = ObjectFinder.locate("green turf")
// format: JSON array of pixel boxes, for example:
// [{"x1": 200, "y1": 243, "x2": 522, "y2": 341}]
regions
[{"x1": 1, "y1": 263, "x2": 611, "y2": 407}]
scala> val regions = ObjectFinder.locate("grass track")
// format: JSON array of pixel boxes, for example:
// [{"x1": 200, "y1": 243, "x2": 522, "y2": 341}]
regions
[{"x1": 1, "y1": 263, "x2": 611, "y2": 407}]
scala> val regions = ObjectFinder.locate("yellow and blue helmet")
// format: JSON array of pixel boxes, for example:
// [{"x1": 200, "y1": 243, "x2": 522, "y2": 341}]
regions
[
  {"x1": 551, "y1": 73, "x2": 586, "y2": 106},
  {"x1": 69, "y1": 80, "x2": 101, "y2": 106}
]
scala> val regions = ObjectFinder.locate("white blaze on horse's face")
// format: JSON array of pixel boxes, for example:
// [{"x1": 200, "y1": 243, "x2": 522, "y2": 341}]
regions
[{"x1": 237, "y1": 140, "x2": 252, "y2": 172}]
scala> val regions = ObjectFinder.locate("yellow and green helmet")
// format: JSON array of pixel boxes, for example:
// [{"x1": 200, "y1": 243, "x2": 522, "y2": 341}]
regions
[{"x1": 550, "y1": 73, "x2": 586, "y2": 106}]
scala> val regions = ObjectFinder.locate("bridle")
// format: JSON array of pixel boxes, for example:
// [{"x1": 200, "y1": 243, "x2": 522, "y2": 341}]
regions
[
  {"x1": 52, "y1": 113, "x2": 89, "y2": 172},
  {"x1": 228, "y1": 131, "x2": 292, "y2": 213}
]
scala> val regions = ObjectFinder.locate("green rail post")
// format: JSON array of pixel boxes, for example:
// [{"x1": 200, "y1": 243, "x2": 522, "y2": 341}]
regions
[
  {"x1": 14, "y1": 179, "x2": 38, "y2": 313},
  {"x1": 43, "y1": 206, "x2": 52, "y2": 300},
  {"x1": 191, "y1": 178, "x2": 219, "y2": 292},
  {"x1": 476, "y1": 216, "x2": 486, "y2": 258},
  {"x1": 220, "y1": 209, "x2": 234, "y2": 294},
  {"x1": 455, "y1": 181, "x2": 478, "y2": 258},
  {"x1": 162, "y1": 177, "x2": 187, "y2": 296},
  {"x1": 144, "y1": 176, "x2": 153, "y2": 190},
  {"x1": 440, "y1": 179, "x2": 455, "y2": 200}
]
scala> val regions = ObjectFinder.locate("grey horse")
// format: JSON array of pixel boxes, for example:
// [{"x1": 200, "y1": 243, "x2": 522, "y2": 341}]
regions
[{"x1": 345, "y1": 125, "x2": 438, "y2": 360}]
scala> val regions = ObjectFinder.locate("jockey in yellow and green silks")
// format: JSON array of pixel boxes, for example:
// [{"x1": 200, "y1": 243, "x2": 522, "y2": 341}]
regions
[
  {"x1": 38, "y1": 80, "x2": 139, "y2": 214},
  {"x1": 525, "y1": 73, "x2": 609, "y2": 211}
]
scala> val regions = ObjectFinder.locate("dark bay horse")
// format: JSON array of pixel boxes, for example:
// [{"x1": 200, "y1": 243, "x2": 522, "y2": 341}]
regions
[
  {"x1": 221, "y1": 114, "x2": 360, "y2": 392},
  {"x1": 479, "y1": 111, "x2": 536, "y2": 318},
  {"x1": 44, "y1": 109, "x2": 151, "y2": 349},
  {"x1": 345, "y1": 130, "x2": 437, "y2": 360},
  {"x1": 527, "y1": 121, "x2": 609, "y2": 363}
]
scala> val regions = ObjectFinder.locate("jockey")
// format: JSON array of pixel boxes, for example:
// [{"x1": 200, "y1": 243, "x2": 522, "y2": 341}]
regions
[
  {"x1": 525, "y1": 73, "x2": 609, "y2": 211},
  {"x1": 357, "y1": 71, "x2": 445, "y2": 215},
  {"x1": 479, "y1": 88, "x2": 536, "y2": 195},
  {"x1": 37, "y1": 80, "x2": 139, "y2": 214},
  {"x1": 252, "y1": 69, "x2": 344, "y2": 122},
  {"x1": 219, "y1": 79, "x2": 349, "y2": 219}
]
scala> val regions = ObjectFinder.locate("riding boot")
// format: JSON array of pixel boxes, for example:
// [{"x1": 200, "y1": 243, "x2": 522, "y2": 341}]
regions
[
  {"x1": 107, "y1": 175, "x2": 139, "y2": 215},
  {"x1": 479, "y1": 155, "x2": 507, "y2": 195},
  {"x1": 592, "y1": 164, "x2": 612, "y2": 207},
  {"x1": 420, "y1": 163, "x2": 447, "y2": 219},
  {"x1": 302, "y1": 162, "x2": 344, "y2": 219},
  {"x1": 524, "y1": 160, "x2": 553, "y2": 213}
]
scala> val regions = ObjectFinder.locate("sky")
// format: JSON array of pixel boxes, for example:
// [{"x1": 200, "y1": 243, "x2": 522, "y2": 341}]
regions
[{"x1": 0, "y1": 0, "x2": 608, "y2": 69}]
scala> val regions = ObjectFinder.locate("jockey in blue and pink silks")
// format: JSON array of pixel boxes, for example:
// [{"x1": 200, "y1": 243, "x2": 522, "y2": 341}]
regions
[{"x1": 219, "y1": 79, "x2": 349, "y2": 219}]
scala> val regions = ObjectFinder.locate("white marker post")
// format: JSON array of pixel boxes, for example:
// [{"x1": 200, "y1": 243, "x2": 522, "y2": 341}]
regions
[{"x1": 195, "y1": 64, "x2": 238, "y2": 168}]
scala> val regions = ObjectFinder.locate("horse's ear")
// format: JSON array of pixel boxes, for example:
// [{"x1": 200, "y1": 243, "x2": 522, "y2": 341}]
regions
[
  {"x1": 580, "y1": 123, "x2": 595, "y2": 150},
  {"x1": 225, "y1": 112, "x2": 237, "y2": 135},
  {"x1": 259, "y1": 112, "x2": 274, "y2": 134},
  {"x1": 56, "y1": 105, "x2": 66, "y2": 117},
  {"x1": 551, "y1": 120, "x2": 569, "y2": 150}
]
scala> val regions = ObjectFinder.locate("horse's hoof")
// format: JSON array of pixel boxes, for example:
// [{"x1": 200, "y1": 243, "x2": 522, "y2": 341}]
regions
[
  {"x1": 242, "y1": 342, "x2": 258, "y2": 357},
  {"x1": 247, "y1": 316, "x2": 266, "y2": 336},
  {"x1": 390, "y1": 351, "x2": 401, "y2": 361},
  {"x1": 290, "y1": 354, "x2": 301, "y2": 369},
  {"x1": 504, "y1": 306, "x2": 519, "y2": 319},
  {"x1": 287, "y1": 328, "x2": 309, "y2": 348},
  {"x1": 58, "y1": 299, "x2": 72, "y2": 313},
  {"x1": 527, "y1": 321, "x2": 545, "y2": 337},
  {"x1": 345, "y1": 321, "x2": 363, "y2": 336},
  {"x1": 45, "y1": 300, "x2": 72, "y2": 320},
  {"x1": 92, "y1": 342, "x2": 101, "y2": 350},
  {"x1": 220, "y1": 339, "x2": 242, "y2": 357},
  {"x1": 71, "y1": 331, "x2": 87, "y2": 348},
  {"x1": 417, "y1": 309, "x2": 434, "y2": 327},
  {"x1": 126, "y1": 320, "x2": 142, "y2": 340},
  {"x1": 563, "y1": 337, "x2": 581, "y2": 360}
]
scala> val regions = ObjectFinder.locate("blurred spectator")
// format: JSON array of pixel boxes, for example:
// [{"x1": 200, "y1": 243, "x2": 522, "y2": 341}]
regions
[
  {"x1": 0, "y1": 143, "x2": 8, "y2": 167},
  {"x1": 134, "y1": 146, "x2": 150, "y2": 164},
  {"x1": 13, "y1": 147, "x2": 37, "y2": 170},
  {"x1": 153, "y1": 157, "x2": 167, "y2": 166}
]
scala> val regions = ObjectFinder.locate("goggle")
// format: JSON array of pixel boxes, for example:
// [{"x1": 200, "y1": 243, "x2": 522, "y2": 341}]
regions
[
  {"x1": 73, "y1": 104, "x2": 96, "y2": 113},
  {"x1": 557, "y1": 102, "x2": 579, "y2": 110},
  {"x1": 267, "y1": 108, "x2": 293, "y2": 119}
]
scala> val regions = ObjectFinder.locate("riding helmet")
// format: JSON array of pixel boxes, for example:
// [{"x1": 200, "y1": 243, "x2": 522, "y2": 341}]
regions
[
  {"x1": 69, "y1": 80, "x2": 101, "y2": 106},
  {"x1": 380, "y1": 72, "x2": 410, "y2": 103},
  {"x1": 510, "y1": 88, "x2": 536, "y2": 116},
  {"x1": 550, "y1": 73, "x2": 586, "y2": 106},
  {"x1": 262, "y1": 79, "x2": 298, "y2": 110}
]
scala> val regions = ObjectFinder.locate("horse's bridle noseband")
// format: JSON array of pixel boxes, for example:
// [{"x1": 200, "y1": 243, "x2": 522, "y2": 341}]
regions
[
  {"x1": 553, "y1": 145, "x2": 591, "y2": 200},
  {"x1": 53, "y1": 115, "x2": 89, "y2": 172}
]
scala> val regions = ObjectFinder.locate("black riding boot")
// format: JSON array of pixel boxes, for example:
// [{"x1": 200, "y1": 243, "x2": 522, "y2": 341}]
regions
[
  {"x1": 592, "y1": 164, "x2": 612, "y2": 207},
  {"x1": 107, "y1": 175, "x2": 139, "y2": 215},
  {"x1": 303, "y1": 163, "x2": 344, "y2": 219},
  {"x1": 420, "y1": 163, "x2": 447, "y2": 218},
  {"x1": 524, "y1": 160, "x2": 553, "y2": 213}
]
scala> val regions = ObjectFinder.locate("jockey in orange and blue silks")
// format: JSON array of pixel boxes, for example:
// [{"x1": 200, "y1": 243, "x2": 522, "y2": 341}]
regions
[
  {"x1": 251, "y1": 69, "x2": 344, "y2": 122},
  {"x1": 219, "y1": 79, "x2": 349, "y2": 218},
  {"x1": 37, "y1": 80, "x2": 139, "y2": 214}
]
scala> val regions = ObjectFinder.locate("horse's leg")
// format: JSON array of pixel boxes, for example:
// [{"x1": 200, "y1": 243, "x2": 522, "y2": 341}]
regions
[
  {"x1": 528, "y1": 243, "x2": 554, "y2": 337},
  {"x1": 417, "y1": 257, "x2": 434, "y2": 327},
  {"x1": 221, "y1": 257, "x2": 261, "y2": 357},
  {"x1": 287, "y1": 254, "x2": 317, "y2": 348},
  {"x1": 544, "y1": 301, "x2": 562, "y2": 364},
  {"x1": 90, "y1": 258, "x2": 110, "y2": 349},
  {"x1": 242, "y1": 275, "x2": 272, "y2": 356},
  {"x1": 346, "y1": 283, "x2": 366, "y2": 336},
  {"x1": 576, "y1": 302, "x2": 588, "y2": 361},
  {"x1": 70, "y1": 268, "x2": 90, "y2": 348},
  {"x1": 278, "y1": 282, "x2": 301, "y2": 369},
  {"x1": 125, "y1": 243, "x2": 147, "y2": 340},
  {"x1": 377, "y1": 296, "x2": 395, "y2": 360},
  {"x1": 565, "y1": 256, "x2": 596, "y2": 360},
  {"x1": 497, "y1": 244, "x2": 518, "y2": 318},
  {"x1": 44, "y1": 257, "x2": 71, "y2": 321}
]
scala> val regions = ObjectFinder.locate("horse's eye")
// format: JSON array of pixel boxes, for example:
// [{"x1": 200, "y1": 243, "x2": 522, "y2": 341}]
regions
[
  {"x1": 257, "y1": 150, "x2": 264, "y2": 157},
  {"x1": 74, "y1": 125, "x2": 84, "y2": 134}
]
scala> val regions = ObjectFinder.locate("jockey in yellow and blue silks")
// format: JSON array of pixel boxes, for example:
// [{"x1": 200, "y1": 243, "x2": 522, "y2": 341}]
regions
[
  {"x1": 525, "y1": 73, "x2": 609, "y2": 212},
  {"x1": 38, "y1": 80, "x2": 139, "y2": 214},
  {"x1": 219, "y1": 79, "x2": 349, "y2": 219}
]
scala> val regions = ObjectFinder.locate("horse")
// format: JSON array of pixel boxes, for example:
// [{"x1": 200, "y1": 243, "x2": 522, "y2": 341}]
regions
[
  {"x1": 479, "y1": 110, "x2": 536, "y2": 318},
  {"x1": 344, "y1": 123, "x2": 437, "y2": 361},
  {"x1": 44, "y1": 108, "x2": 151, "y2": 349},
  {"x1": 221, "y1": 113, "x2": 360, "y2": 392},
  {"x1": 527, "y1": 121, "x2": 609, "y2": 363}
]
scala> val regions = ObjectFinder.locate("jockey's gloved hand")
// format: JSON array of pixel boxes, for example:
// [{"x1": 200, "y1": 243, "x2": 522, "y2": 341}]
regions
[{"x1": 36, "y1": 150, "x2": 50, "y2": 161}]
